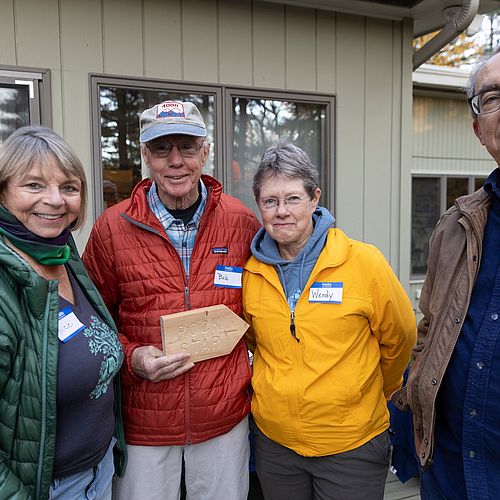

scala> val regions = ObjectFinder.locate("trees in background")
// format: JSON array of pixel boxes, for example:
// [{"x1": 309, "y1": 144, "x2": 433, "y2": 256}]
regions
[{"x1": 413, "y1": 10, "x2": 500, "y2": 67}]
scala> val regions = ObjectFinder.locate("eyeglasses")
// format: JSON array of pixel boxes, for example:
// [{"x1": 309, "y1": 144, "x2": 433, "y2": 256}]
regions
[
  {"x1": 146, "y1": 140, "x2": 204, "y2": 158},
  {"x1": 258, "y1": 195, "x2": 309, "y2": 211},
  {"x1": 468, "y1": 89, "x2": 500, "y2": 115}
]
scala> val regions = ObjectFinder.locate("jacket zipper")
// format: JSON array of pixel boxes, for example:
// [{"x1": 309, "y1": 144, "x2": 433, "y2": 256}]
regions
[
  {"x1": 36, "y1": 282, "x2": 56, "y2": 499},
  {"x1": 184, "y1": 286, "x2": 192, "y2": 310},
  {"x1": 184, "y1": 282, "x2": 192, "y2": 444},
  {"x1": 290, "y1": 311, "x2": 299, "y2": 342},
  {"x1": 123, "y1": 188, "x2": 216, "y2": 446}
]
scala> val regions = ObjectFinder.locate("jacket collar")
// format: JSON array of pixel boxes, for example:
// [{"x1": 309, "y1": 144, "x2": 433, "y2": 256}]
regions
[
  {"x1": 245, "y1": 227, "x2": 351, "y2": 287},
  {"x1": 455, "y1": 183, "x2": 491, "y2": 220},
  {"x1": 123, "y1": 174, "x2": 222, "y2": 230}
]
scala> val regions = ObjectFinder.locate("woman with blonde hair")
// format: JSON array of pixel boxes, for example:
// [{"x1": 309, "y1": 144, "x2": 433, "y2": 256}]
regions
[{"x1": 0, "y1": 126, "x2": 125, "y2": 499}]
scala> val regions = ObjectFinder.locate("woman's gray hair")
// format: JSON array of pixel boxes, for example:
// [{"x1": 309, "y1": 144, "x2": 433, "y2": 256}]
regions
[
  {"x1": 253, "y1": 142, "x2": 320, "y2": 200},
  {"x1": 0, "y1": 126, "x2": 87, "y2": 229}
]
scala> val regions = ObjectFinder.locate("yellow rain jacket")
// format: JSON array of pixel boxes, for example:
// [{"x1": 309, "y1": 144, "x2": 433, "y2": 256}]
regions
[{"x1": 243, "y1": 228, "x2": 416, "y2": 457}]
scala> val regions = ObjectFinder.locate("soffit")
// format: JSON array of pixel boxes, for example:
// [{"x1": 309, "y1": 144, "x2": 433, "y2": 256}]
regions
[{"x1": 258, "y1": 0, "x2": 500, "y2": 36}]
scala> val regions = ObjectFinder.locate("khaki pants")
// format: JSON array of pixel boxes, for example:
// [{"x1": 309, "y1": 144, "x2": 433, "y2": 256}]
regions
[{"x1": 114, "y1": 418, "x2": 249, "y2": 500}]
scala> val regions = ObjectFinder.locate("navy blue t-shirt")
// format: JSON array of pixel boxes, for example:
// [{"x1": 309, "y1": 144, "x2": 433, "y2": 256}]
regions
[{"x1": 53, "y1": 268, "x2": 123, "y2": 478}]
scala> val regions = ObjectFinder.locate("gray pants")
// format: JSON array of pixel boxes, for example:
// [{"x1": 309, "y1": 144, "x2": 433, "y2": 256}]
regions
[{"x1": 252, "y1": 424, "x2": 390, "y2": 500}]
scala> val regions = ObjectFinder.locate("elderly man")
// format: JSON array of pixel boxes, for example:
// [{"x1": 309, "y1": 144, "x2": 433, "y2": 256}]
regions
[
  {"x1": 393, "y1": 49, "x2": 500, "y2": 499},
  {"x1": 84, "y1": 100, "x2": 260, "y2": 499}
]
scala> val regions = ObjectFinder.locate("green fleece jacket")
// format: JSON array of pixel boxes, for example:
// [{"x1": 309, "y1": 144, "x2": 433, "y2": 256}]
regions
[{"x1": 0, "y1": 235, "x2": 126, "y2": 499}]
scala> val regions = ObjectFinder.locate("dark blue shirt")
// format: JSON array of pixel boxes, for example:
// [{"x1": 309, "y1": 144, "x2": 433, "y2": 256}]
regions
[
  {"x1": 430, "y1": 168, "x2": 500, "y2": 499},
  {"x1": 53, "y1": 268, "x2": 123, "y2": 478}
]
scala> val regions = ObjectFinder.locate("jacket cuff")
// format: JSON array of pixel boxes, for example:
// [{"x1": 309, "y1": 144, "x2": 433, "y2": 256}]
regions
[
  {"x1": 121, "y1": 342, "x2": 144, "y2": 386},
  {"x1": 390, "y1": 386, "x2": 410, "y2": 411}
]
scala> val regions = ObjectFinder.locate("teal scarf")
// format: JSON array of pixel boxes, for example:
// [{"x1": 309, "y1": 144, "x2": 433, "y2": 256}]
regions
[{"x1": 0, "y1": 205, "x2": 71, "y2": 265}]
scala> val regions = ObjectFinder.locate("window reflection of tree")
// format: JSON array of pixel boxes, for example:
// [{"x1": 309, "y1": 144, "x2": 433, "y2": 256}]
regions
[
  {"x1": 99, "y1": 88, "x2": 214, "y2": 202},
  {"x1": 232, "y1": 98, "x2": 326, "y2": 214},
  {"x1": 411, "y1": 178, "x2": 440, "y2": 276},
  {"x1": 0, "y1": 85, "x2": 30, "y2": 144}
]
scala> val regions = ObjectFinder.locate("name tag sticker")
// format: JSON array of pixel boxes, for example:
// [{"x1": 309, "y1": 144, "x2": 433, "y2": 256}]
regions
[
  {"x1": 58, "y1": 306, "x2": 85, "y2": 342},
  {"x1": 214, "y1": 265, "x2": 243, "y2": 289},
  {"x1": 309, "y1": 282, "x2": 343, "y2": 304}
]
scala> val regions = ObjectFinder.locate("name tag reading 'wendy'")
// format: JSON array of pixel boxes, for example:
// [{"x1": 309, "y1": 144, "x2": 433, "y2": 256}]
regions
[{"x1": 308, "y1": 282, "x2": 343, "y2": 304}]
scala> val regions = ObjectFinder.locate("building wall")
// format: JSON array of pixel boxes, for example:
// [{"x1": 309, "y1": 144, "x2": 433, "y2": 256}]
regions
[
  {"x1": 409, "y1": 89, "x2": 496, "y2": 316},
  {"x1": 413, "y1": 93, "x2": 494, "y2": 175},
  {"x1": 0, "y1": 0, "x2": 413, "y2": 285}
]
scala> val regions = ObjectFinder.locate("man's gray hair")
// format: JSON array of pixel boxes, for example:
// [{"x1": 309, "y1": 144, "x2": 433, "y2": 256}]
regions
[
  {"x1": 0, "y1": 126, "x2": 88, "y2": 229},
  {"x1": 466, "y1": 46, "x2": 500, "y2": 118},
  {"x1": 253, "y1": 142, "x2": 320, "y2": 201}
]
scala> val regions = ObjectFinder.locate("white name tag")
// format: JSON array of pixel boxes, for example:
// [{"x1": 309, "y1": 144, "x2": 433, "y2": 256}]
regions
[
  {"x1": 58, "y1": 307, "x2": 85, "y2": 342},
  {"x1": 214, "y1": 265, "x2": 243, "y2": 289},
  {"x1": 308, "y1": 282, "x2": 343, "y2": 303}
]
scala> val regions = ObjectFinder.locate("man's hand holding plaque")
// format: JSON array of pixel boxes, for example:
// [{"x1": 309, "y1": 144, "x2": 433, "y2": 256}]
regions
[{"x1": 131, "y1": 345, "x2": 194, "y2": 382}]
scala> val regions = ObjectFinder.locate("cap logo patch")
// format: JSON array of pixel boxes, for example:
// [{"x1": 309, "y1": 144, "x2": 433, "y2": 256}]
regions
[{"x1": 157, "y1": 101, "x2": 185, "y2": 118}]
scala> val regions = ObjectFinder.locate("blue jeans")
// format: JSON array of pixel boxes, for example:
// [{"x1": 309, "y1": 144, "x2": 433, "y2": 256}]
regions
[{"x1": 49, "y1": 437, "x2": 115, "y2": 500}]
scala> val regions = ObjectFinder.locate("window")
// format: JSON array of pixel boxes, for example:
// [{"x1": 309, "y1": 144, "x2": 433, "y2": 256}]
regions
[
  {"x1": 91, "y1": 76, "x2": 333, "y2": 216},
  {"x1": 229, "y1": 92, "x2": 329, "y2": 214},
  {"x1": 411, "y1": 175, "x2": 487, "y2": 277},
  {"x1": 0, "y1": 68, "x2": 50, "y2": 143},
  {"x1": 96, "y1": 81, "x2": 217, "y2": 209}
]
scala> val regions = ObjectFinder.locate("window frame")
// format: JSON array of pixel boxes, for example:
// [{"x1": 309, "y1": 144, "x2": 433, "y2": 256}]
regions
[
  {"x1": 90, "y1": 74, "x2": 334, "y2": 218},
  {"x1": 90, "y1": 74, "x2": 222, "y2": 216},
  {"x1": 0, "y1": 65, "x2": 51, "y2": 130},
  {"x1": 224, "y1": 86, "x2": 334, "y2": 210},
  {"x1": 411, "y1": 173, "x2": 488, "y2": 279}
]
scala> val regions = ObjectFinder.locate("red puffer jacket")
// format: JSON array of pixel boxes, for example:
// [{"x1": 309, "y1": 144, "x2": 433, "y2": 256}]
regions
[{"x1": 83, "y1": 175, "x2": 260, "y2": 446}]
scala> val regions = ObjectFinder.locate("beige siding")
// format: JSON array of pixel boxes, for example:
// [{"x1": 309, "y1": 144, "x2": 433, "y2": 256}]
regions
[
  {"x1": 335, "y1": 14, "x2": 365, "y2": 241},
  {"x1": 412, "y1": 95, "x2": 495, "y2": 175},
  {"x1": 253, "y1": 1, "x2": 286, "y2": 88},
  {"x1": 397, "y1": 18, "x2": 413, "y2": 288},
  {"x1": 0, "y1": 0, "x2": 413, "y2": 271},
  {"x1": 103, "y1": 0, "x2": 143, "y2": 76},
  {"x1": 14, "y1": 0, "x2": 60, "y2": 69},
  {"x1": 316, "y1": 11, "x2": 336, "y2": 94},
  {"x1": 364, "y1": 17, "x2": 394, "y2": 258},
  {"x1": 285, "y1": 6, "x2": 316, "y2": 90},
  {"x1": 143, "y1": 0, "x2": 182, "y2": 80},
  {"x1": 219, "y1": 0, "x2": 253, "y2": 85},
  {"x1": 0, "y1": 0, "x2": 16, "y2": 65},
  {"x1": 183, "y1": 0, "x2": 218, "y2": 82}
]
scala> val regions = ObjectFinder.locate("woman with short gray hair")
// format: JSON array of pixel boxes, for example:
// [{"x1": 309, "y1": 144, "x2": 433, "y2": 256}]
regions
[
  {"x1": 252, "y1": 142, "x2": 319, "y2": 200},
  {"x1": 0, "y1": 126, "x2": 125, "y2": 499},
  {"x1": 243, "y1": 142, "x2": 416, "y2": 500}
]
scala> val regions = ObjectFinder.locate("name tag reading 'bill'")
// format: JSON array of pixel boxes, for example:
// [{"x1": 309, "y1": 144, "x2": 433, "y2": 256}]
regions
[
  {"x1": 308, "y1": 282, "x2": 343, "y2": 304},
  {"x1": 213, "y1": 265, "x2": 242, "y2": 288}
]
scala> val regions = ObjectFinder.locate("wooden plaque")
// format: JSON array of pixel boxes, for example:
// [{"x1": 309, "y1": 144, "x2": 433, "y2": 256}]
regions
[{"x1": 161, "y1": 304, "x2": 249, "y2": 362}]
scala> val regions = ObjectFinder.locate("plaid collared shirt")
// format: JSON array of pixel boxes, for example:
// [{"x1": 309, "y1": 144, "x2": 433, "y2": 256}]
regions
[{"x1": 147, "y1": 180, "x2": 208, "y2": 279}]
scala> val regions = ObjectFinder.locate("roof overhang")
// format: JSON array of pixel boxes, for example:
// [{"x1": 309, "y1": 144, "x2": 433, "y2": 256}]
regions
[
  {"x1": 258, "y1": 0, "x2": 500, "y2": 37},
  {"x1": 413, "y1": 63, "x2": 471, "y2": 90}
]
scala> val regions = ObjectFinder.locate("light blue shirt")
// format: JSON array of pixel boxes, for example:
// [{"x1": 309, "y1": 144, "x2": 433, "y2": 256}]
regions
[{"x1": 147, "y1": 180, "x2": 207, "y2": 278}]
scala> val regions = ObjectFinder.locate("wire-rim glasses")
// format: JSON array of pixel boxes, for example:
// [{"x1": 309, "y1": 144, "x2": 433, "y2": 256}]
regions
[
  {"x1": 258, "y1": 195, "x2": 309, "y2": 211},
  {"x1": 468, "y1": 89, "x2": 500, "y2": 116},
  {"x1": 146, "y1": 140, "x2": 205, "y2": 158}
]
